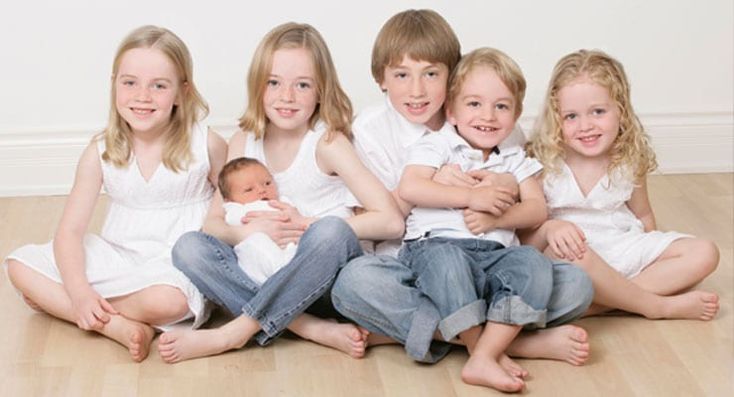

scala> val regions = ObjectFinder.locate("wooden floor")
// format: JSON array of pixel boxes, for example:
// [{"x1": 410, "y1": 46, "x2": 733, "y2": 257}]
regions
[{"x1": 1, "y1": 173, "x2": 732, "y2": 396}]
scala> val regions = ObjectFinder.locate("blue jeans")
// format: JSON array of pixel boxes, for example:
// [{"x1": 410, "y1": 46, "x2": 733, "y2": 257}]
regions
[
  {"x1": 173, "y1": 216, "x2": 362, "y2": 345},
  {"x1": 332, "y1": 241, "x2": 593, "y2": 363}
]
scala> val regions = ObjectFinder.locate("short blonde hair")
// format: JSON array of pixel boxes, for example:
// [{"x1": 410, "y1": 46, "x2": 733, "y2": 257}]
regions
[
  {"x1": 526, "y1": 49, "x2": 657, "y2": 181},
  {"x1": 103, "y1": 25, "x2": 208, "y2": 172},
  {"x1": 447, "y1": 47, "x2": 526, "y2": 119},
  {"x1": 238, "y1": 22, "x2": 353, "y2": 141},
  {"x1": 371, "y1": 9, "x2": 460, "y2": 85}
]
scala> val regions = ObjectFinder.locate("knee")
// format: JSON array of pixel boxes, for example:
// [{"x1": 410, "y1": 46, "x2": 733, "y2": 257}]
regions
[
  {"x1": 568, "y1": 266, "x2": 594, "y2": 308},
  {"x1": 141, "y1": 286, "x2": 190, "y2": 325},
  {"x1": 308, "y1": 216, "x2": 353, "y2": 241},
  {"x1": 333, "y1": 257, "x2": 384, "y2": 303},
  {"x1": 172, "y1": 232, "x2": 210, "y2": 273},
  {"x1": 691, "y1": 238, "x2": 719, "y2": 277},
  {"x1": 6, "y1": 259, "x2": 30, "y2": 292}
]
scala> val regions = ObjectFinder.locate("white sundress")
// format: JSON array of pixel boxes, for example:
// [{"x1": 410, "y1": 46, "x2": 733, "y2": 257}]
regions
[
  {"x1": 5, "y1": 124, "x2": 214, "y2": 327},
  {"x1": 543, "y1": 162, "x2": 688, "y2": 278}
]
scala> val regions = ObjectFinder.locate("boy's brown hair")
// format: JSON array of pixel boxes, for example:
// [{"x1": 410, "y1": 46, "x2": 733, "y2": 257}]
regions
[
  {"x1": 218, "y1": 157, "x2": 268, "y2": 200},
  {"x1": 371, "y1": 9, "x2": 461, "y2": 85}
]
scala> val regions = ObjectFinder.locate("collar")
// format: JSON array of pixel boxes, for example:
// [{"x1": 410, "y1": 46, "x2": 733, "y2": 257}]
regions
[
  {"x1": 385, "y1": 95, "x2": 437, "y2": 148},
  {"x1": 439, "y1": 128, "x2": 524, "y2": 166}
]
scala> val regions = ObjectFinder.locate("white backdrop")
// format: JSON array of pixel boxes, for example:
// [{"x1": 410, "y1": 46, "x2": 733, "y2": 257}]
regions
[{"x1": 0, "y1": 0, "x2": 732, "y2": 195}]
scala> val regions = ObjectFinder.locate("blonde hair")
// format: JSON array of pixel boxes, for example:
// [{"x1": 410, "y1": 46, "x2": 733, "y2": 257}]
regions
[
  {"x1": 527, "y1": 49, "x2": 657, "y2": 181},
  {"x1": 447, "y1": 47, "x2": 526, "y2": 119},
  {"x1": 238, "y1": 22, "x2": 353, "y2": 141},
  {"x1": 102, "y1": 25, "x2": 208, "y2": 172},
  {"x1": 371, "y1": 9, "x2": 460, "y2": 85}
]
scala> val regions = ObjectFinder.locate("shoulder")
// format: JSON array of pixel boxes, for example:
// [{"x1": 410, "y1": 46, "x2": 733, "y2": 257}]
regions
[
  {"x1": 317, "y1": 132, "x2": 354, "y2": 157},
  {"x1": 206, "y1": 127, "x2": 227, "y2": 155},
  {"x1": 228, "y1": 130, "x2": 250, "y2": 158},
  {"x1": 353, "y1": 102, "x2": 391, "y2": 139}
]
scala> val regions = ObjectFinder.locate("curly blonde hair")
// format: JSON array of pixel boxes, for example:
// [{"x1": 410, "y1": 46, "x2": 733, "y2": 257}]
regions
[
  {"x1": 102, "y1": 25, "x2": 209, "y2": 172},
  {"x1": 238, "y1": 22, "x2": 353, "y2": 142},
  {"x1": 526, "y1": 49, "x2": 656, "y2": 181}
]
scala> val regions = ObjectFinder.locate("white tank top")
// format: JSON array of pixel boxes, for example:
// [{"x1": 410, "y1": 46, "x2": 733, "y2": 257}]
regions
[{"x1": 243, "y1": 124, "x2": 354, "y2": 219}]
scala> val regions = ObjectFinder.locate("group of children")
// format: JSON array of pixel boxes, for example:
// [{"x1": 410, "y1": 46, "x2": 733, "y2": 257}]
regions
[{"x1": 3, "y1": 9, "x2": 720, "y2": 393}]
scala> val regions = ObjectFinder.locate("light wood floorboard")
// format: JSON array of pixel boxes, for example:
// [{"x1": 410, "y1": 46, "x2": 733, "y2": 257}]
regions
[{"x1": 1, "y1": 173, "x2": 732, "y2": 396}]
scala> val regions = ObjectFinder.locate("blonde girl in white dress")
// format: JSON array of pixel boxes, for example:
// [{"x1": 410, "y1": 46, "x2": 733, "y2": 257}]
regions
[
  {"x1": 523, "y1": 49, "x2": 719, "y2": 321},
  {"x1": 4, "y1": 26, "x2": 227, "y2": 361}
]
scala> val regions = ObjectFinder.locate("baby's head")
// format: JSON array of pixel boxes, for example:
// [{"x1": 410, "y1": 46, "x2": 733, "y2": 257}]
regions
[
  {"x1": 219, "y1": 158, "x2": 278, "y2": 204},
  {"x1": 445, "y1": 48, "x2": 526, "y2": 158}
]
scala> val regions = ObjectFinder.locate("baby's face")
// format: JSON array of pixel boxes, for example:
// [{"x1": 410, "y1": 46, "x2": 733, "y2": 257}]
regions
[{"x1": 227, "y1": 165, "x2": 279, "y2": 204}]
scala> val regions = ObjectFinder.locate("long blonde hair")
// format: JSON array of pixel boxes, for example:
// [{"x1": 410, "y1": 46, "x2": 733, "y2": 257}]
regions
[
  {"x1": 238, "y1": 22, "x2": 353, "y2": 141},
  {"x1": 527, "y1": 49, "x2": 657, "y2": 181},
  {"x1": 102, "y1": 25, "x2": 208, "y2": 172}
]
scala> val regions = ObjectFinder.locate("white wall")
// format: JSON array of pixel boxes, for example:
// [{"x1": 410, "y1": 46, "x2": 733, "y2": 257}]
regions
[{"x1": 0, "y1": 0, "x2": 732, "y2": 196}]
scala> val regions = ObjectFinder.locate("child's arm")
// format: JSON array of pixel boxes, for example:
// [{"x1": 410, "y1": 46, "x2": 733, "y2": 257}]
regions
[
  {"x1": 399, "y1": 165, "x2": 516, "y2": 215},
  {"x1": 201, "y1": 131, "x2": 305, "y2": 247},
  {"x1": 317, "y1": 134, "x2": 404, "y2": 240},
  {"x1": 481, "y1": 175, "x2": 548, "y2": 231},
  {"x1": 206, "y1": 127, "x2": 228, "y2": 190},
  {"x1": 626, "y1": 176, "x2": 656, "y2": 232},
  {"x1": 53, "y1": 141, "x2": 118, "y2": 330}
]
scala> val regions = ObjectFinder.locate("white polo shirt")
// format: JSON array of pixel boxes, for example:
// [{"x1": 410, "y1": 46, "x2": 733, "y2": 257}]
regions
[
  {"x1": 403, "y1": 128, "x2": 542, "y2": 247},
  {"x1": 353, "y1": 96, "x2": 528, "y2": 255}
]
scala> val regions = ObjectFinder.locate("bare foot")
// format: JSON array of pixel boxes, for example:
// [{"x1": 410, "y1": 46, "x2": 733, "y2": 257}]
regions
[
  {"x1": 158, "y1": 328, "x2": 245, "y2": 363},
  {"x1": 22, "y1": 294, "x2": 44, "y2": 312},
  {"x1": 300, "y1": 321, "x2": 368, "y2": 358},
  {"x1": 462, "y1": 354, "x2": 524, "y2": 392},
  {"x1": 657, "y1": 291, "x2": 719, "y2": 321},
  {"x1": 365, "y1": 329, "x2": 399, "y2": 347},
  {"x1": 100, "y1": 315, "x2": 155, "y2": 362},
  {"x1": 499, "y1": 354, "x2": 528, "y2": 379},
  {"x1": 508, "y1": 325, "x2": 590, "y2": 366}
]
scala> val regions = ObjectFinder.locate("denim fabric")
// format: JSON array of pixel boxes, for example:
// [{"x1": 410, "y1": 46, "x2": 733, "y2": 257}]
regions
[
  {"x1": 331, "y1": 254, "x2": 451, "y2": 363},
  {"x1": 333, "y1": 241, "x2": 593, "y2": 362},
  {"x1": 400, "y1": 238, "x2": 553, "y2": 340},
  {"x1": 173, "y1": 216, "x2": 362, "y2": 345}
]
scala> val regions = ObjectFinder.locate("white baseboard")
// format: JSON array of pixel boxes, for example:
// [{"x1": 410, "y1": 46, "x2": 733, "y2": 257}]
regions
[{"x1": 0, "y1": 113, "x2": 731, "y2": 197}]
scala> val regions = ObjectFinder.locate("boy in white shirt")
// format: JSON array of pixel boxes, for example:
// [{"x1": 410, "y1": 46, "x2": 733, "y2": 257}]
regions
[{"x1": 331, "y1": 9, "x2": 593, "y2": 369}]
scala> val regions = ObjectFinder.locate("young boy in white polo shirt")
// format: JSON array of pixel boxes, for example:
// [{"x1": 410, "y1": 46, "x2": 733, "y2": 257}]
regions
[{"x1": 331, "y1": 9, "x2": 593, "y2": 370}]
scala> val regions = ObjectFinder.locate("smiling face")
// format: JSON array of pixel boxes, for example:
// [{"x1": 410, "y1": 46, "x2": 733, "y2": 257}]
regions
[
  {"x1": 115, "y1": 47, "x2": 182, "y2": 136},
  {"x1": 225, "y1": 164, "x2": 279, "y2": 204},
  {"x1": 262, "y1": 47, "x2": 319, "y2": 136},
  {"x1": 447, "y1": 66, "x2": 517, "y2": 159},
  {"x1": 557, "y1": 76, "x2": 621, "y2": 160},
  {"x1": 380, "y1": 56, "x2": 449, "y2": 131}
]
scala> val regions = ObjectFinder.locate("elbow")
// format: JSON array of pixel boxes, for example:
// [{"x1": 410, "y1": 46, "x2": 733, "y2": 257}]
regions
[{"x1": 385, "y1": 215, "x2": 405, "y2": 240}]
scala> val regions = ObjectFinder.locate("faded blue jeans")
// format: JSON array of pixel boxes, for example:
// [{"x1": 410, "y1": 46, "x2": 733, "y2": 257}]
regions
[
  {"x1": 173, "y1": 216, "x2": 362, "y2": 345},
  {"x1": 332, "y1": 239, "x2": 593, "y2": 363}
]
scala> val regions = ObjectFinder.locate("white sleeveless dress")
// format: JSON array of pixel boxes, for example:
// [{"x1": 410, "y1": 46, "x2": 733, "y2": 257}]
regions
[
  {"x1": 543, "y1": 162, "x2": 688, "y2": 278},
  {"x1": 6, "y1": 124, "x2": 213, "y2": 327},
  {"x1": 242, "y1": 124, "x2": 354, "y2": 219}
]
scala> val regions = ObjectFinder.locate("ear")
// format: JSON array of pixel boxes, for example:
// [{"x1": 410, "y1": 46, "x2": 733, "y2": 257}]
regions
[{"x1": 176, "y1": 81, "x2": 189, "y2": 105}]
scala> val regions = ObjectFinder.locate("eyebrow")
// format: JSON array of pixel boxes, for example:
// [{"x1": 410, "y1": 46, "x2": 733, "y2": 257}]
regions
[
  {"x1": 118, "y1": 74, "x2": 174, "y2": 83},
  {"x1": 268, "y1": 74, "x2": 315, "y2": 82}
]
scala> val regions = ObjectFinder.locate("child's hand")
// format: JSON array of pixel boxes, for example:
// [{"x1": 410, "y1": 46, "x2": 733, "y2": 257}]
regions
[
  {"x1": 545, "y1": 219, "x2": 587, "y2": 260},
  {"x1": 469, "y1": 170, "x2": 519, "y2": 201},
  {"x1": 467, "y1": 185, "x2": 516, "y2": 216},
  {"x1": 433, "y1": 164, "x2": 477, "y2": 188},
  {"x1": 69, "y1": 287, "x2": 118, "y2": 331},
  {"x1": 463, "y1": 209, "x2": 498, "y2": 235}
]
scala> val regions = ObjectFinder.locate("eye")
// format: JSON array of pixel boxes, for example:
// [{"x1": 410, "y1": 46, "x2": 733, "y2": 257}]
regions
[
  {"x1": 265, "y1": 180, "x2": 272, "y2": 186},
  {"x1": 267, "y1": 79, "x2": 279, "y2": 87},
  {"x1": 563, "y1": 113, "x2": 577, "y2": 121},
  {"x1": 296, "y1": 81, "x2": 311, "y2": 90},
  {"x1": 467, "y1": 101, "x2": 481, "y2": 108},
  {"x1": 496, "y1": 103, "x2": 510, "y2": 111},
  {"x1": 592, "y1": 108, "x2": 607, "y2": 116},
  {"x1": 394, "y1": 72, "x2": 407, "y2": 79},
  {"x1": 121, "y1": 80, "x2": 135, "y2": 87},
  {"x1": 425, "y1": 70, "x2": 439, "y2": 79},
  {"x1": 153, "y1": 83, "x2": 168, "y2": 90}
]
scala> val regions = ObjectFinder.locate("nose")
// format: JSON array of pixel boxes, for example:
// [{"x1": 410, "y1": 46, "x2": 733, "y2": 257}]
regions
[
  {"x1": 481, "y1": 106, "x2": 496, "y2": 121},
  {"x1": 409, "y1": 77, "x2": 425, "y2": 98},
  {"x1": 280, "y1": 84, "x2": 295, "y2": 102},
  {"x1": 135, "y1": 86, "x2": 152, "y2": 102},
  {"x1": 579, "y1": 116, "x2": 593, "y2": 132}
]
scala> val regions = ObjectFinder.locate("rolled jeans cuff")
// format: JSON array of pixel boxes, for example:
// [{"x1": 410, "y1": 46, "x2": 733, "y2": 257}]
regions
[
  {"x1": 405, "y1": 297, "x2": 451, "y2": 363},
  {"x1": 487, "y1": 295, "x2": 547, "y2": 328},
  {"x1": 438, "y1": 300, "x2": 486, "y2": 342}
]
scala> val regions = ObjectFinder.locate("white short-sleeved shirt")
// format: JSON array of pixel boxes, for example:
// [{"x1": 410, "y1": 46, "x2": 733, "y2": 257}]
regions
[
  {"x1": 353, "y1": 96, "x2": 527, "y2": 255},
  {"x1": 403, "y1": 128, "x2": 542, "y2": 247}
]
